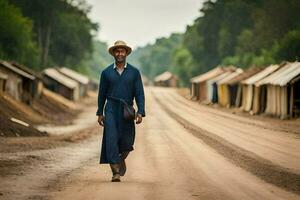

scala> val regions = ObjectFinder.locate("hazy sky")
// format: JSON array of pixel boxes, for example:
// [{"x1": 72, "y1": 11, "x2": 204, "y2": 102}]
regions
[{"x1": 86, "y1": 0, "x2": 204, "y2": 48}]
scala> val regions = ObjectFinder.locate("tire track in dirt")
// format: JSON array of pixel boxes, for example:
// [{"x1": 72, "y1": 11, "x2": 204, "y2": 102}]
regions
[
  {"x1": 48, "y1": 87, "x2": 299, "y2": 200},
  {"x1": 159, "y1": 89, "x2": 300, "y2": 171},
  {"x1": 152, "y1": 88, "x2": 300, "y2": 195},
  {"x1": 173, "y1": 91, "x2": 300, "y2": 135}
]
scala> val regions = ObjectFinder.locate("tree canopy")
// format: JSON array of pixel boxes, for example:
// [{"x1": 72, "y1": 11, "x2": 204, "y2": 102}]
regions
[
  {"x1": 131, "y1": 0, "x2": 300, "y2": 86},
  {"x1": 0, "y1": 0, "x2": 101, "y2": 75},
  {"x1": 130, "y1": 33, "x2": 183, "y2": 80},
  {"x1": 0, "y1": 0, "x2": 38, "y2": 68},
  {"x1": 1, "y1": 0, "x2": 299, "y2": 83}
]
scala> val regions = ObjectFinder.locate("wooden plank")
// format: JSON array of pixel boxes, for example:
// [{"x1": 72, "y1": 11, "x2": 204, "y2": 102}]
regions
[{"x1": 290, "y1": 85, "x2": 294, "y2": 118}]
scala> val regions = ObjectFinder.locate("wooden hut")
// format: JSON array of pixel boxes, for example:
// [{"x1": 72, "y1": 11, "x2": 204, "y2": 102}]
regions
[
  {"x1": 10, "y1": 61, "x2": 44, "y2": 99},
  {"x1": 42, "y1": 68, "x2": 80, "y2": 101},
  {"x1": 256, "y1": 62, "x2": 300, "y2": 119},
  {"x1": 217, "y1": 69, "x2": 244, "y2": 107},
  {"x1": 0, "y1": 71, "x2": 8, "y2": 96},
  {"x1": 223, "y1": 67, "x2": 262, "y2": 107},
  {"x1": 154, "y1": 71, "x2": 177, "y2": 87},
  {"x1": 206, "y1": 72, "x2": 232, "y2": 103},
  {"x1": 0, "y1": 60, "x2": 35, "y2": 103},
  {"x1": 251, "y1": 64, "x2": 285, "y2": 115},
  {"x1": 241, "y1": 65, "x2": 281, "y2": 112},
  {"x1": 190, "y1": 67, "x2": 225, "y2": 101},
  {"x1": 58, "y1": 67, "x2": 89, "y2": 98},
  {"x1": 202, "y1": 66, "x2": 236, "y2": 103}
]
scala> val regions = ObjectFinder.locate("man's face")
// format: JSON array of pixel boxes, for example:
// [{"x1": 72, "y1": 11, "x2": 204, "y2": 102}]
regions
[{"x1": 113, "y1": 47, "x2": 127, "y2": 63}]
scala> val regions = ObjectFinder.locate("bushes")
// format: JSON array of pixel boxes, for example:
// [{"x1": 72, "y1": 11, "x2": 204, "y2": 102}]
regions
[{"x1": 0, "y1": 0, "x2": 38, "y2": 68}]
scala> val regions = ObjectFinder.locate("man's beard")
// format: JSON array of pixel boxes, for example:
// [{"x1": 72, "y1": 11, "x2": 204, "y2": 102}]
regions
[{"x1": 115, "y1": 56, "x2": 126, "y2": 63}]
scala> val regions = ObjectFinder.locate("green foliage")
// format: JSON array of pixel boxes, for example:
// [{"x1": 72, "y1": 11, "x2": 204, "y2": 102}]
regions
[
  {"x1": 79, "y1": 40, "x2": 112, "y2": 80},
  {"x1": 2, "y1": 0, "x2": 300, "y2": 84},
  {"x1": 252, "y1": 47, "x2": 278, "y2": 67},
  {"x1": 5, "y1": 0, "x2": 97, "y2": 71},
  {"x1": 115, "y1": 0, "x2": 300, "y2": 85},
  {"x1": 235, "y1": 30, "x2": 257, "y2": 55},
  {"x1": 131, "y1": 33, "x2": 183, "y2": 80},
  {"x1": 183, "y1": 0, "x2": 261, "y2": 70},
  {"x1": 0, "y1": 0, "x2": 39, "y2": 68},
  {"x1": 276, "y1": 30, "x2": 300, "y2": 61},
  {"x1": 183, "y1": 22, "x2": 204, "y2": 69},
  {"x1": 172, "y1": 47, "x2": 198, "y2": 87},
  {"x1": 251, "y1": 0, "x2": 300, "y2": 49},
  {"x1": 183, "y1": 0, "x2": 300, "y2": 74},
  {"x1": 50, "y1": 10, "x2": 97, "y2": 67}
]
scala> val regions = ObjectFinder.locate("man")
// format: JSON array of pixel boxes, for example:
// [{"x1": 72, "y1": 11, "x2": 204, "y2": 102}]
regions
[{"x1": 96, "y1": 40, "x2": 145, "y2": 182}]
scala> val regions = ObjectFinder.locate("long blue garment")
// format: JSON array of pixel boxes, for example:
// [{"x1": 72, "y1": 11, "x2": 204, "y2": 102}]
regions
[{"x1": 96, "y1": 63, "x2": 145, "y2": 164}]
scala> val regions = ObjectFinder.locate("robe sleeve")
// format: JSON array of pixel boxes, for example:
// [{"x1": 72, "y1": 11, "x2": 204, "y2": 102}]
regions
[
  {"x1": 134, "y1": 70, "x2": 146, "y2": 117},
  {"x1": 96, "y1": 71, "x2": 108, "y2": 116}
]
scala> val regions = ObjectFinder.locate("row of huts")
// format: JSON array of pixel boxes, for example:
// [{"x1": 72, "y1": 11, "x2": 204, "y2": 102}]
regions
[
  {"x1": 0, "y1": 59, "x2": 98, "y2": 105},
  {"x1": 190, "y1": 62, "x2": 300, "y2": 119}
]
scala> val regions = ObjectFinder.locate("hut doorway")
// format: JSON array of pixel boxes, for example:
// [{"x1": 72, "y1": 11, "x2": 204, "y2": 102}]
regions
[
  {"x1": 291, "y1": 77, "x2": 300, "y2": 118},
  {"x1": 260, "y1": 85, "x2": 267, "y2": 113}
]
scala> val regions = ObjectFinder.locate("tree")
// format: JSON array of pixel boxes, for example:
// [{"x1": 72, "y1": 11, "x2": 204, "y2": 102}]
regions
[
  {"x1": 276, "y1": 30, "x2": 300, "y2": 62},
  {"x1": 0, "y1": 0, "x2": 38, "y2": 68},
  {"x1": 132, "y1": 33, "x2": 183, "y2": 80},
  {"x1": 132, "y1": 0, "x2": 300, "y2": 85},
  {"x1": 9, "y1": 0, "x2": 98, "y2": 69},
  {"x1": 252, "y1": 0, "x2": 300, "y2": 50},
  {"x1": 172, "y1": 47, "x2": 197, "y2": 86},
  {"x1": 79, "y1": 40, "x2": 112, "y2": 79}
]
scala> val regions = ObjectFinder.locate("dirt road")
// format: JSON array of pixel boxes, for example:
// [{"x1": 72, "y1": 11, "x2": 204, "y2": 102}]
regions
[
  {"x1": 0, "y1": 87, "x2": 299, "y2": 200},
  {"x1": 152, "y1": 87, "x2": 300, "y2": 192}
]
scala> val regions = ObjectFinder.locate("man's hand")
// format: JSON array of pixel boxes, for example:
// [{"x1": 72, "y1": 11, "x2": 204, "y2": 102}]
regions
[
  {"x1": 135, "y1": 113, "x2": 143, "y2": 124},
  {"x1": 97, "y1": 115, "x2": 104, "y2": 126}
]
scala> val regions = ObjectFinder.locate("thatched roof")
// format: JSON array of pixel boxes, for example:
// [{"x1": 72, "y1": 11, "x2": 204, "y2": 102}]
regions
[
  {"x1": 58, "y1": 67, "x2": 89, "y2": 85},
  {"x1": 242, "y1": 64, "x2": 280, "y2": 85},
  {"x1": 0, "y1": 60, "x2": 35, "y2": 80},
  {"x1": 256, "y1": 62, "x2": 300, "y2": 86},
  {"x1": 218, "y1": 68, "x2": 244, "y2": 84},
  {"x1": 190, "y1": 67, "x2": 224, "y2": 83},
  {"x1": 154, "y1": 71, "x2": 176, "y2": 82},
  {"x1": 225, "y1": 67, "x2": 263, "y2": 85},
  {"x1": 190, "y1": 66, "x2": 236, "y2": 83},
  {"x1": 43, "y1": 68, "x2": 78, "y2": 89},
  {"x1": 9, "y1": 61, "x2": 42, "y2": 79}
]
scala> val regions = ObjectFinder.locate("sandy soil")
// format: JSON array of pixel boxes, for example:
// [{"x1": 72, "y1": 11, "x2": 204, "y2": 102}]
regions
[
  {"x1": 0, "y1": 87, "x2": 299, "y2": 200},
  {"x1": 177, "y1": 87, "x2": 300, "y2": 135},
  {"x1": 0, "y1": 93, "x2": 79, "y2": 137},
  {"x1": 154, "y1": 88, "x2": 300, "y2": 171},
  {"x1": 153, "y1": 87, "x2": 300, "y2": 192},
  {"x1": 0, "y1": 90, "x2": 97, "y2": 137},
  {"x1": 36, "y1": 102, "x2": 98, "y2": 136}
]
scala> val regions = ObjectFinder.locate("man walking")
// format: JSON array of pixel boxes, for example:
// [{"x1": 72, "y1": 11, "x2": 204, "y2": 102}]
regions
[{"x1": 96, "y1": 40, "x2": 145, "y2": 182}]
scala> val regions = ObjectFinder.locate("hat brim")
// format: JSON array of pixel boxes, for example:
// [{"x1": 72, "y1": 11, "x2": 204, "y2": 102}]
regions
[{"x1": 108, "y1": 45, "x2": 132, "y2": 56}]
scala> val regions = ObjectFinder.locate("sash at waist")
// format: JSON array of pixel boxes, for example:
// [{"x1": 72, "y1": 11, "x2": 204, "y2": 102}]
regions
[{"x1": 107, "y1": 96, "x2": 133, "y2": 106}]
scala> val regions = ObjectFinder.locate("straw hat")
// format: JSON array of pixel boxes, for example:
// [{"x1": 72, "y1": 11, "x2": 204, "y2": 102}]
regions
[{"x1": 108, "y1": 40, "x2": 132, "y2": 56}]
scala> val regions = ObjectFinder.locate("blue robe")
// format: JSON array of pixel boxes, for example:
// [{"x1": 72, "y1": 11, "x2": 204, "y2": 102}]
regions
[{"x1": 96, "y1": 63, "x2": 145, "y2": 164}]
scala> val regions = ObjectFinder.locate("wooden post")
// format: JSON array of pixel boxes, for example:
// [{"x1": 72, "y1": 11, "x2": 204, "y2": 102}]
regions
[{"x1": 290, "y1": 84, "x2": 294, "y2": 118}]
